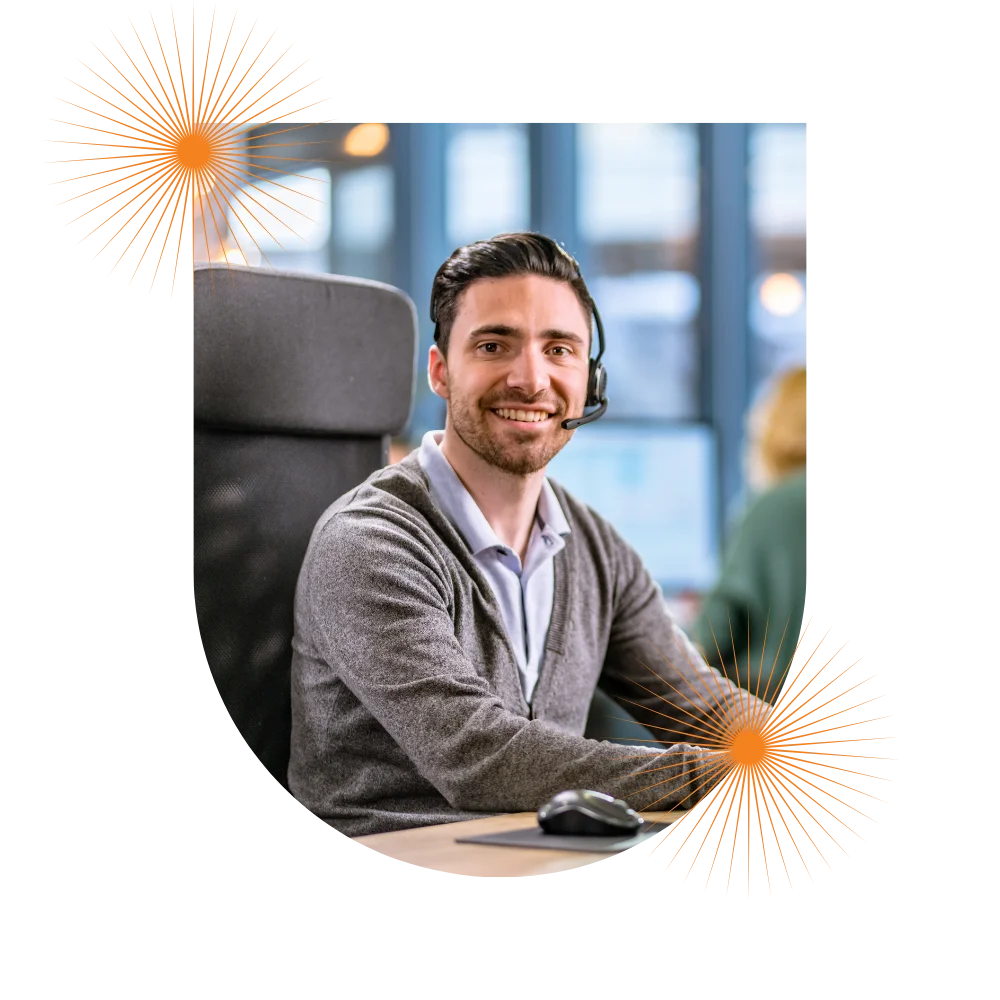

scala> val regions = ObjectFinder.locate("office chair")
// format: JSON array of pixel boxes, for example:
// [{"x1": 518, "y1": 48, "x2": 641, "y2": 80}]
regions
[{"x1": 194, "y1": 263, "x2": 417, "y2": 787}]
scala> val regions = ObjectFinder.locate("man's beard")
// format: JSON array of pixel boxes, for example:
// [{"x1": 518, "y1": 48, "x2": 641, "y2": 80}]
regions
[{"x1": 447, "y1": 378, "x2": 574, "y2": 476}]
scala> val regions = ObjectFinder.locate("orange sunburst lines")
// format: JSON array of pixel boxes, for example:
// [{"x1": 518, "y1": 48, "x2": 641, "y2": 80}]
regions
[
  {"x1": 204, "y1": 167, "x2": 278, "y2": 275},
  {"x1": 79, "y1": 43, "x2": 166, "y2": 132},
  {"x1": 215, "y1": 169, "x2": 306, "y2": 241},
  {"x1": 613, "y1": 683, "x2": 733, "y2": 747},
  {"x1": 63, "y1": 173, "x2": 154, "y2": 239},
  {"x1": 618, "y1": 614, "x2": 900, "y2": 900},
  {"x1": 143, "y1": 189, "x2": 183, "y2": 295},
  {"x1": 167, "y1": 0, "x2": 192, "y2": 120},
  {"x1": 86, "y1": 181, "x2": 162, "y2": 264},
  {"x1": 197, "y1": 153, "x2": 316, "y2": 235},
  {"x1": 197, "y1": 0, "x2": 215, "y2": 111},
  {"x1": 199, "y1": 166, "x2": 273, "y2": 274},
  {"x1": 145, "y1": 4, "x2": 184, "y2": 118},
  {"x1": 41, "y1": 0, "x2": 337, "y2": 302},
  {"x1": 199, "y1": 7, "x2": 260, "y2": 126},
  {"x1": 198, "y1": 19, "x2": 282, "y2": 121},
  {"x1": 210, "y1": 149, "x2": 326, "y2": 204},
  {"x1": 53, "y1": 76, "x2": 151, "y2": 145},
  {"x1": 114, "y1": 190, "x2": 170, "y2": 288}
]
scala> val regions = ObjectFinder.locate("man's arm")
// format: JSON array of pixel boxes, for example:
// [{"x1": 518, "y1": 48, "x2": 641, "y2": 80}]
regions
[
  {"x1": 691, "y1": 569, "x2": 758, "y2": 692},
  {"x1": 595, "y1": 522, "x2": 767, "y2": 804},
  {"x1": 299, "y1": 504, "x2": 727, "y2": 814}
]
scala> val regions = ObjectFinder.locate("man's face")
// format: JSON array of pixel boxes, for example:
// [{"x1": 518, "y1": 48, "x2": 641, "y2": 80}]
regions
[{"x1": 429, "y1": 274, "x2": 592, "y2": 476}]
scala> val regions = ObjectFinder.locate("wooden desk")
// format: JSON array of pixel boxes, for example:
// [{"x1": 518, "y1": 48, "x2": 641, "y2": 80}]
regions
[{"x1": 355, "y1": 811, "x2": 681, "y2": 877}]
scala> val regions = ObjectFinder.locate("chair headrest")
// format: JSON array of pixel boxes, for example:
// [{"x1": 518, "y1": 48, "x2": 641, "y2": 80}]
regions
[{"x1": 194, "y1": 263, "x2": 418, "y2": 435}]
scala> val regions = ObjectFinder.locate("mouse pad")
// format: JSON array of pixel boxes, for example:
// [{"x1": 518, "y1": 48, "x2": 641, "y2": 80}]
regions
[{"x1": 454, "y1": 822, "x2": 670, "y2": 853}]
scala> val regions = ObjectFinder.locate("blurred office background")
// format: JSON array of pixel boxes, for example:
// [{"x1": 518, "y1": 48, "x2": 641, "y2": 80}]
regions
[{"x1": 195, "y1": 123, "x2": 805, "y2": 613}]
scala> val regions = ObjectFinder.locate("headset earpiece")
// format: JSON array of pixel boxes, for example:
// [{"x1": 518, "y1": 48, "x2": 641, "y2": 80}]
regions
[
  {"x1": 562, "y1": 303, "x2": 608, "y2": 430},
  {"x1": 587, "y1": 357, "x2": 607, "y2": 409}
]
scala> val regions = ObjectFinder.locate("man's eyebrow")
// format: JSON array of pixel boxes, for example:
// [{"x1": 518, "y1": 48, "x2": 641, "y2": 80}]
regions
[{"x1": 467, "y1": 324, "x2": 587, "y2": 345}]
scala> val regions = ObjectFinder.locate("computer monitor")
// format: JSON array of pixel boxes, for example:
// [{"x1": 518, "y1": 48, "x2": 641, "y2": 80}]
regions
[{"x1": 546, "y1": 422, "x2": 718, "y2": 592}]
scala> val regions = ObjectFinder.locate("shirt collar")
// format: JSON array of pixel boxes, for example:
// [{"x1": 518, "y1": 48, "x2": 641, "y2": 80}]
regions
[
  {"x1": 537, "y1": 477, "x2": 571, "y2": 539},
  {"x1": 417, "y1": 430, "x2": 571, "y2": 556}
]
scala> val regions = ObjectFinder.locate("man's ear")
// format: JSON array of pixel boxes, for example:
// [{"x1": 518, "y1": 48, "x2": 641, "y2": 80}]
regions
[{"x1": 428, "y1": 344, "x2": 449, "y2": 400}]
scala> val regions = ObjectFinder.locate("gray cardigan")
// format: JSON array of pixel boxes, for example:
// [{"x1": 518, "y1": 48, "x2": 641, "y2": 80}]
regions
[{"x1": 288, "y1": 452, "x2": 757, "y2": 836}]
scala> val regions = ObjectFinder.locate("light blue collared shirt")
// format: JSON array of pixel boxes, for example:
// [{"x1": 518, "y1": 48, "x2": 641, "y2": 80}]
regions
[{"x1": 417, "y1": 430, "x2": 571, "y2": 705}]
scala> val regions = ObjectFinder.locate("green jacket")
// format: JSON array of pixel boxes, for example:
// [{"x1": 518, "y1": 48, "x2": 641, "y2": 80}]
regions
[{"x1": 692, "y1": 470, "x2": 806, "y2": 701}]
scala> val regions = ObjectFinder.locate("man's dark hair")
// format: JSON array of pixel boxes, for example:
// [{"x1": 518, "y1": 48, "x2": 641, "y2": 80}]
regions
[{"x1": 430, "y1": 232, "x2": 596, "y2": 357}]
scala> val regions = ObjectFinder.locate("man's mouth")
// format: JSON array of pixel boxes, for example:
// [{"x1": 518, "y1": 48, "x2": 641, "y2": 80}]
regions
[{"x1": 490, "y1": 407, "x2": 555, "y2": 424}]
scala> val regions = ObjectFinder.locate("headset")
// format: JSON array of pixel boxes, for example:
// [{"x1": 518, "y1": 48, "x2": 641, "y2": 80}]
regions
[
  {"x1": 431, "y1": 294, "x2": 609, "y2": 431},
  {"x1": 562, "y1": 302, "x2": 608, "y2": 430}
]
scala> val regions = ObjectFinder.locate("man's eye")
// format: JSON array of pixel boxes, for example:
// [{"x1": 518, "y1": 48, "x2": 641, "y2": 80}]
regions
[
  {"x1": 478, "y1": 342, "x2": 501, "y2": 354},
  {"x1": 550, "y1": 345, "x2": 571, "y2": 356}
]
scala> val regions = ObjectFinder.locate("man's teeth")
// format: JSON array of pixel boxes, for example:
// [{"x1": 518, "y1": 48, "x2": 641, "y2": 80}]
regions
[{"x1": 494, "y1": 408, "x2": 551, "y2": 423}]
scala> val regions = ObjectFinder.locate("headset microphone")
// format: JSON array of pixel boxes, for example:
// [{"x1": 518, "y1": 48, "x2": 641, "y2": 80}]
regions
[
  {"x1": 561, "y1": 302, "x2": 608, "y2": 430},
  {"x1": 561, "y1": 396, "x2": 607, "y2": 430}
]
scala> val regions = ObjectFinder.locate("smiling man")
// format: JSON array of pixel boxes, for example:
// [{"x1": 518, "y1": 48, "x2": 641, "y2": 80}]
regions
[{"x1": 288, "y1": 232, "x2": 762, "y2": 836}]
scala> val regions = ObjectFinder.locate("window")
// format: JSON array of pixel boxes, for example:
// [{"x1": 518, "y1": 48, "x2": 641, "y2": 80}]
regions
[
  {"x1": 219, "y1": 124, "x2": 395, "y2": 281},
  {"x1": 333, "y1": 165, "x2": 393, "y2": 251},
  {"x1": 547, "y1": 423, "x2": 718, "y2": 590},
  {"x1": 446, "y1": 124, "x2": 529, "y2": 246},
  {"x1": 225, "y1": 164, "x2": 331, "y2": 273},
  {"x1": 578, "y1": 123, "x2": 701, "y2": 420},
  {"x1": 749, "y1": 124, "x2": 806, "y2": 398},
  {"x1": 329, "y1": 164, "x2": 394, "y2": 282}
]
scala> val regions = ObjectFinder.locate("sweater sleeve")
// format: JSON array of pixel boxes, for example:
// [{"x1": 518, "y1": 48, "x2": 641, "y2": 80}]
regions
[
  {"x1": 300, "y1": 504, "x2": 727, "y2": 814},
  {"x1": 595, "y1": 520, "x2": 768, "y2": 804}
]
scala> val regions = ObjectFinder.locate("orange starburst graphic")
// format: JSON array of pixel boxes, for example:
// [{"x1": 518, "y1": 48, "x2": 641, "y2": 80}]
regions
[
  {"x1": 604, "y1": 621, "x2": 894, "y2": 892},
  {"x1": 47, "y1": 7, "x2": 330, "y2": 291}
]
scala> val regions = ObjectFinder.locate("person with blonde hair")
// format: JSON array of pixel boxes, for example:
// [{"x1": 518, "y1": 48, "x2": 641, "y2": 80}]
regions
[
  {"x1": 692, "y1": 366, "x2": 807, "y2": 698},
  {"x1": 747, "y1": 366, "x2": 806, "y2": 492}
]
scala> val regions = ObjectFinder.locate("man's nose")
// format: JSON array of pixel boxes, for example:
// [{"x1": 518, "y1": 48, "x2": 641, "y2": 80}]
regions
[{"x1": 506, "y1": 346, "x2": 550, "y2": 395}]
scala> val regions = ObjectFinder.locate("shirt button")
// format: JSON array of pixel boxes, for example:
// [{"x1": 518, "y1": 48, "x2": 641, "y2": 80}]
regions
[{"x1": 543, "y1": 536, "x2": 553, "y2": 546}]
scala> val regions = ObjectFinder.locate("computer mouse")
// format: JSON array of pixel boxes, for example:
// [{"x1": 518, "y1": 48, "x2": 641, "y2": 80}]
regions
[{"x1": 537, "y1": 789, "x2": 644, "y2": 836}]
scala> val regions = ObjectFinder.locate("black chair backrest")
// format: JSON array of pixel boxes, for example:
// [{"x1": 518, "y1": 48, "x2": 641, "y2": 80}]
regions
[{"x1": 194, "y1": 263, "x2": 417, "y2": 786}]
